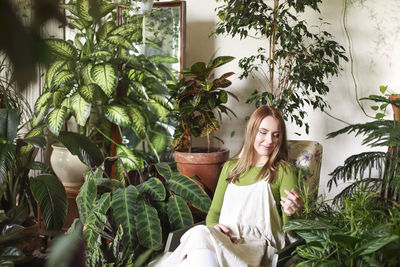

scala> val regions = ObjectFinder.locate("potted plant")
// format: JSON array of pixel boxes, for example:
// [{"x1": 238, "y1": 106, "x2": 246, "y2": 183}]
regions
[
  {"x1": 214, "y1": 0, "x2": 348, "y2": 133},
  {"x1": 283, "y1": 91, "x2": 400, "y2": 266},
  {"x1": 72, "y1": 159, "x2": 211, "y2": 266},
  {"x1": 32, "y1": 0, "x2": 176, "y2": 185},
  {"x1": 168, "y1": 55, "x2": 238, "y2": 193}
]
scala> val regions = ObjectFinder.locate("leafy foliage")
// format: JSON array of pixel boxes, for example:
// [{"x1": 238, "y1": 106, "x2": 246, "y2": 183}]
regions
[
  {"x1": 168, "y1": 55, "x2": 238, "y2": 152},
  {"x1": 33, "y1": 0, "x2": 175, "y2": 162},
  {"x1": 75, "y1": 160, "x2": 211, "y2": 266},
  {"x1": 214, "y1": 0, "x2": 348, "y2": 133}
]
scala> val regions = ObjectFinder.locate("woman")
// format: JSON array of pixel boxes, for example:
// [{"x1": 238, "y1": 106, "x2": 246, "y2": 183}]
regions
[{"x1": 157, "y1": 106, "x2": 303, "y2": 267}]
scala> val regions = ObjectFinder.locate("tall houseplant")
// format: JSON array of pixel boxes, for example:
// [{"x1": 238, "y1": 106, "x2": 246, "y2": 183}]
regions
[
  {"x1": 215, "y1": 0, "x2": 348, "y2": 133},
  {"x1": 33, "y1": 0, "x2": 175, "y2": 166},
  {"x1": 168, "y1": 55, "x2": 238, "y2": 193}
]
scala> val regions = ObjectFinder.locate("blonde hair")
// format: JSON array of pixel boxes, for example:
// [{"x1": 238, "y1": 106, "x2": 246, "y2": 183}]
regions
[{"x1": 227, "y1": 105, "x2": 288, "y2": 183}]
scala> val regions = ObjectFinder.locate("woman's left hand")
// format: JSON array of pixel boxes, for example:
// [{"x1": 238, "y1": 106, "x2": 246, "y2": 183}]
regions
[{"x1": 280, "y1": 188, "x2": 303, "y2": 215}]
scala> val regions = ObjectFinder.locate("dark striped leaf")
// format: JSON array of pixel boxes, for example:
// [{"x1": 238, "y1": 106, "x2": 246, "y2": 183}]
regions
[
  {"x1": 137, "y1": 177, "x2": 166, "y2": 201},
  {"x1": 135, "y1": 199, "x2": 162, "y2": 249},
  {"x1": 167, "y1": 195, "x2": 193, "y2": 229}
]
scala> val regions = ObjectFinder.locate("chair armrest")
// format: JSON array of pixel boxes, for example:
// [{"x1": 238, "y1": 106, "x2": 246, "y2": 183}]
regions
[{"x1": 164, "y1": 221, "x2": 206, "y2": 253}]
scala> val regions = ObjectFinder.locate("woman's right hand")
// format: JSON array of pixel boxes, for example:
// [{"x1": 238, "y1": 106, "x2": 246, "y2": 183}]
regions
[{"x1": 213, "y1": 224, "x2": 238, "y2": 242}]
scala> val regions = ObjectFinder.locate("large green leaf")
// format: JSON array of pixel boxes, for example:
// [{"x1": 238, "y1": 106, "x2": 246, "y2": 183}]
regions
[
  {"x1": 0, "y1": 108, "x2": 20, "y2": 142},
  {"x1": 76, "y1": 178, "x2": 97, "y2": 224},
  {"x1": 46, "y1": 107, "x2": 68, "y2": 136},
  {"x1": 149, "y1": 125, "x2": 170, "y2": 154},
  {"x1": 111, "y1": 185, "x2": 139, "y2": 248},
  {"x1": 46, "y1": 39, "x2": 78, "y2": 59},
  {"x1": 105, "y1": 104, "x2": 131, "y2": 126},
  {"x1": 135, "y1": 199, "x2": 162, "y2": 249},
  {"x1": 55, "y1": 132, "x2": 104, "y2": 168},
  {"x1": 71, "y1": 93, "x2": 91, "y2": 126},
  {"x1": 148, "y1": 55, "x2": 178, "y2": 64},
  {"x1": 115, "y1": 145, "x2": 144, "y2": 176},
  {"x1": 127, "y1": 106, "x2": 146, "y2": 139},
  {"x1": 30, "y1": 174, "x2": 67, "y2": 231},
  {"x1": 208, "y1": 56, "x2": 235, "y2": 69},
  {"x1": 77, "y1": 0, "x2": 93, "y2": 22},
  {"x1": 78, "y1": 84, "x2": 105, "y2": 102},
  {"x1": 137, "y1": 177, "x2": 166, "y2": 201},
  {"x1": 34, "y1": 92, "x2": 52, "y2": 114},
  {"x1": 52, "y1": 71, "x2": 75, "y2": 87},
  {"x1": 154, "y1": 162, "x2": 175, "y2": 179},
  {"x1": 167, "y1": 195, "x2": 193, "y2": 230},
  {"x1": 358, "y1": 235, "x2": 399, "y2": 256},
  {"x1": 106, "y1": 35, "x2": 134, "y2": 50},
  {"x1": 91, "y1": 63, "x2": 118, "y2": 96},
  {"x1": 167, "y1": 174, "x2": 211, "y2": 213},
  {"x1": 81, "y1": 63, "x2": 95, "y2": 84},
  {"x1": 45, "y1": 60, "x2": 69, "y2": 89},
  {"x1": 284, "y1": 219, "x2": 339, "y2": 232}
]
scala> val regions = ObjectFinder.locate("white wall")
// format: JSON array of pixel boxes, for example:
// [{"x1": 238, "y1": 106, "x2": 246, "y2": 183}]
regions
[{"x1": 185, "y1": 0, "x2": 400, "y2": 200}]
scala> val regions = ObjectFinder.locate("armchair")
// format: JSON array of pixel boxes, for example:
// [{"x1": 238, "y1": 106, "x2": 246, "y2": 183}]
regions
[{"x1": 156, "y1": 140, "x2": 323, "y2": 267}]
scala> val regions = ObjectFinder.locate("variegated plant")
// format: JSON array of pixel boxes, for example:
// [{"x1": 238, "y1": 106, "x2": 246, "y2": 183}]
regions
[
  {"x1": 32, "y1": 0, "x2": 176, "y2": 163},
  {"x1": 168, "y1": 55, "x2": 238, "y2": 153},
  {"x1": 75, "y1": 161, "x2": 211, "y2": 266}
]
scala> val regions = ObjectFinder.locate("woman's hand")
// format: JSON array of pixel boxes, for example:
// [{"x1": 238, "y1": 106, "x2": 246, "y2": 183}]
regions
[
  {"x1": 213, "y1": 224, "x2": 238, "y2": 243},
  {"x1": 280, "y1": 188, "x2": 303, "y2": 215}
]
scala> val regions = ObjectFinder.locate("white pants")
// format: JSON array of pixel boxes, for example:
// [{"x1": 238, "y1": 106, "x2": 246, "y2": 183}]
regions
[{"x1": 177, "y1": 248, "x2": 219, "y2": 267}]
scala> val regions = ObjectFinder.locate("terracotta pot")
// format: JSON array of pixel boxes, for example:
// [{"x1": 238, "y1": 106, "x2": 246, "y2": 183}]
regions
[
  {"x1": 50, "y1": 144, "x2": 90, "y2": 188},
  {"x1": 174, "y1": 148, "x2": 230, "y2": 194},
  {"x1": 390, "y1": 95, "x2": 400, "y2": 121}
]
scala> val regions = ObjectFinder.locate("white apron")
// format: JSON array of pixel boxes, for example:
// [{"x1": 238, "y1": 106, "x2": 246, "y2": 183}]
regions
[{"x1": 156, "y1": 179, "x2": 286, "y2": 267}]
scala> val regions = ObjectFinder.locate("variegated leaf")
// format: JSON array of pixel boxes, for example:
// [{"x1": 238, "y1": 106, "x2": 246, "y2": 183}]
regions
[
  {"x1": 81, "y1": 63, "x2": 95, "y2": 84},
  {"x1": 46, "y1": 107, "x2": 68, "y2": 136},
  {"x1": 76, "y1": 178, "x2": 97, "y2": 224},
  {"x1": 127, "y1": 106, "x2": 145, "y2": 139},
  {"x1": 91, "y1": 63, "x2": 117, "y2": 96},
  {"x1": 53, "y1": 70, "x2": 75, "y2": 87},
  {"x1": 46, "y1": 39, "x2": 78, "y2": 59},
  {"x1": 135, "y1": 200, "x2": 162, "y2": 249},
  {"x1": 105, "y1": 104, "x2": 130, "y2": 126},
  {"x1": 34, "y1": 92, "x2": 52, "y2": 114},
  {"x1": 137, "y1": 177, "x2": 166, "y2": 201},
  {"x1": 45, "y1": 60, "x2": 69, "y2": 89},
  {"x1": 167, "y1": 195, "x2": 193, "y2": 229},
  {"x1": 71, "y1": 93, "x2": 91, "y2": 126}
]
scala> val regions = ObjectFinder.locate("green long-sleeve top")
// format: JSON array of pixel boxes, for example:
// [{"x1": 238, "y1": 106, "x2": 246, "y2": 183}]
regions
[{"x1": 206, "y1": 159, "x2": 298, "y2": 227}]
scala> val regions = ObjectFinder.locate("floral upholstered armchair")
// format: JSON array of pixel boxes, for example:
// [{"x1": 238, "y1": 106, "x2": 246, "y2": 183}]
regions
[{"x1": 287, "y1": 140, "x2": 323, "y2": 198}]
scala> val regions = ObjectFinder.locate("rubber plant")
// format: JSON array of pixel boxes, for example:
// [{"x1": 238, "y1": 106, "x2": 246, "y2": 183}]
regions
[
  {"x1": 168, "y1": 55, "x2": 238, "y2": 152},
  {"x1": 215, "y1": 0, "x2": 348, "y2": 133},
  {"x1": 74, "y1": 160, "x2": 211, "y2": 266},
  {"x1": 32, "y1": 0, "x2": 175, "y2": 164}
]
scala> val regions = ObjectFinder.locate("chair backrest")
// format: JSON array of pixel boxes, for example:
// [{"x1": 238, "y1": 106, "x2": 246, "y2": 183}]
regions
[{"x1": 287, "y1": 140, "x2": 323, "y2": 197}]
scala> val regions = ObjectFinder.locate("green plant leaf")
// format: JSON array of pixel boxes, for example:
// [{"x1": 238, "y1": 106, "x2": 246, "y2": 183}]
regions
[
  {"x1": 76, "y1": 178, "x2": 97, "y2": 224},
  {"x1": 46, "y1": 107, "x2": 68, "y2": 136},
  {"x1": 34, "y1": 92, "x2": 52, "y2": 114},
  {"x1": 358, "y1": 235, "x2": 399, "y2": 256},
  {"x1": 106, "y1": 35, "x2": 134, "y2": 50},
  {"x1": 77, "y1": 0, "x2": 93, "y2": 22},
  {"x1": 52, "y1": 70, "x2": 75, "y2": 87},
  {"x1": 284, "y1": 219, "x2": 338, "y2": 231},
  {"x1": 91, "y1": 63, "x2": 118, "y2": 96},
  {"x1": 55, "y1": 132, "x2": 104, "y2": 168},
  {"x1": 209, "y1": 56, "x2": 235, "y2": 69},
  {"x1": 71, "y1": 93, "x2": 91, "y2": 126},
  {"x1": 137, "y1": 177, "x2": 166, "y2": 201},
  {"x1": 135, "y1": 199, "x2": 162, "y2": 249},
  {"x1": 30, "y1": 174, "x2": 67, "y2": 231},
  {"x1": 46, "y1": 39, "x2": 78, "y2": 59},
  {"x1": 45, "y1": 60, "x2": 69, "y2": 89},
  {"x1": 149, "y1": 55, "x2": 179, "y2": 64},
  {"x1": 81, "y1": 63, "x2": 95, "y2": 84},
  {"x1": 167, "y1": 173, "x2": 211, "y2": 213},
  {"x1": 105, "y1": 104, "x2": 131, "y2": 126},
  {"x1": 112, "y1": 185, "x2": 139, "y2": 248},
  {"x1": 127, "y1": 106, "x2": 146, "y2": 139},
  {"x1": 115, "y1": 145, "x2": 144, "y2": 172},
  {"x1": 0, "y1": 108, "x2": 20, "y2": 142},
  {"x1": 167, "y1": 195, "x2": 193, "y2": 230}
]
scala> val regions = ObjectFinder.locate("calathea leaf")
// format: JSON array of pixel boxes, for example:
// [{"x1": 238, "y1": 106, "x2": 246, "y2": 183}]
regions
[
  {"x1": 167, "y1": 195, "x2": 193, "y2": 229},
  {"x1": 30, "y1": 174, "x2": 67, "y2": 231},
  {"x1": 76, "y1": 178, "x2": 97, "y2": 224},
  {"x1": 135, "y1": 199, "x2": 162, "y2": 249},
  {"x1": 137, "y1": 177, "x2": 166, "y2": 201},
  {"x1": 111, "y1": 185, "x2": 139, "y2": 248},
  {"x1": 167, "y1": 173, "x2": 211, "y2": 213}
]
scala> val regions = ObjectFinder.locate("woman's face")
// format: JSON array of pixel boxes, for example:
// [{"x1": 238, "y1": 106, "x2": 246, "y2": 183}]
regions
[{"x1": 252, "y1": 115, "x2": 281, "y2": 166}]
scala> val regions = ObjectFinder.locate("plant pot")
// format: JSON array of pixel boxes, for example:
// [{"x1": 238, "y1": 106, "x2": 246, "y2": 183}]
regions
[
  {"x1": 390, "y1": 95, "x2": 400, "y2": 121},
  {"x1": 174, "y1": 148, "x2": 230, "y2": 194},
  {"x1": 50, "y1": 144, "x2": 90, "y2": 188}
]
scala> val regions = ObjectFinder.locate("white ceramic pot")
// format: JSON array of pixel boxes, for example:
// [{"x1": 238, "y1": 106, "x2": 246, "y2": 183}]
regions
[{"x1": 50, "y1": 144, "x2": 90, "y2": 188}]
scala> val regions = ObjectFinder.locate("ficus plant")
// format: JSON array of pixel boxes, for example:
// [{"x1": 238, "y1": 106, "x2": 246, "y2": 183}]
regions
[
  {"x1": 215, "y1": 0, "x2": 348, "y2": 133},
  {"x1": 168, "y1": 55, "x2": 238, "y2": 152},
  {"x1": 74, "y1": 160, "x2": 211, "y2": 266},
  {"x1": 32, "y1": 0, "x2": 176, "y2": 162}
]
